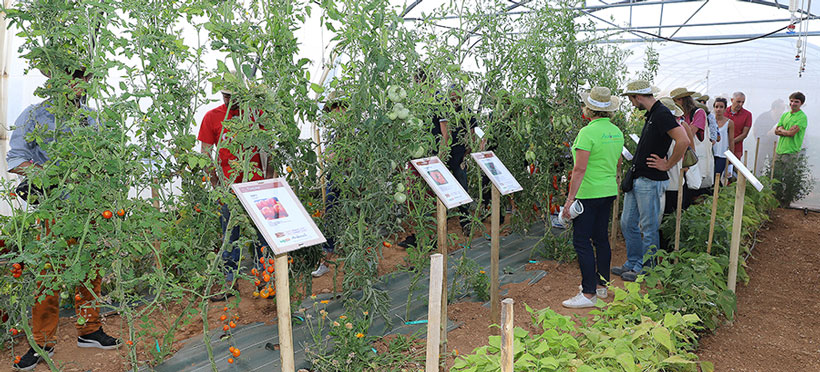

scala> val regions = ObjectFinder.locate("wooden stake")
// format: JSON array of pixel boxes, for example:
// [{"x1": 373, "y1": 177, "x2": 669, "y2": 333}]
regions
[
  {"x1": 425, "y1": 254, "x2": 444, "y2": 372},
  {"x1": 674, "y1": 167, "x2": 685, "y2": 252},
  {"x1": 753, "y1": 137, "x2": 761, "y2": 176},
  {"x1": 706, "y1": 173, "x2": 721, "y2": 254},
  {"x1": 490, "y1": 184, "x2": 501, "y2": 331},
  {"x1": 770, "y1": 140, "x2": 778, "y2": 181},
  {"x1": 743, "y1": 150, "x2": 748, "y2": 167},
  {"x1": 436, "y1": 199, "x2": 448, "y2": 353},
  {"x1": 500, "y1": 298, "x2": 515, "y2": 372},
  {"x1": 274, "y1": 254, "x2": 295, "y2": 372},
  {"x1": 727, "y1": 173, "x2": 746, "y2": 293},
  {"x1": 610, "y1": 172, "x2": 621, "y2": 247}
]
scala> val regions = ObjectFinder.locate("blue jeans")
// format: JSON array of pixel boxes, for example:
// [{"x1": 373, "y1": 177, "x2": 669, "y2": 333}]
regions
[
  {"x1": 620, "y1": 177, "x2": 669, "y2": 273},
  {"x1": 220, "y1": 203, "x2": 266, "y2": 283}
]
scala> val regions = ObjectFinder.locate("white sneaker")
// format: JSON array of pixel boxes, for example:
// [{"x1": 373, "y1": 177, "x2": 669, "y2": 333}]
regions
[
  {"x1": 562, "y1": 292, "x2": 597, "y2": 309},
  {"x1": 578, "y1": 285, "x2": 607, "y2": 299},
  {"x1": 311, "y1": 263, "x2": 330, "y2": 277}
]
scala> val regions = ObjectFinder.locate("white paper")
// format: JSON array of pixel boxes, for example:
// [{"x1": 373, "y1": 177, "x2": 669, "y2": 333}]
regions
[
  {"x1": 232, "y1": 178, "x2": 327, "y2": 255},
  {"x1": 622, "y1": 146, "x2": 633, "y2": 161},
  {"x1": 470, "y1": 151, "x2": 523, "y2": 196},
  {"x1": 724, "y1": 151, "x2": 764, "y2": 192},
  {"x1": 474, "y1": 127, "x2": 485, "y2": 139},
  {"x1": 629, "y1": 134, "x2": 641, "y2": 144},
  {"x1": 410, "y1": 156, "x2": 473, "y2": 209}
]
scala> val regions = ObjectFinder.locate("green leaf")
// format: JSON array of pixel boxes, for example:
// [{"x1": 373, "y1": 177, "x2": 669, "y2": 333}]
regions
[
  {"x1": 661, "y1": 355, "x2": 695, "y2": 364},
  {"x1": 701, "y1": 361, "x2": 715, "y2": 372},
  {"x1": 652, "y1": 326, "x2": 673, "y2": 352},
  {"x1": 616, "y1": 353, "x2": 637, "y2": 372},
  {"x1": 310, "y1": 83, "x2": 324, "y2": 94}
]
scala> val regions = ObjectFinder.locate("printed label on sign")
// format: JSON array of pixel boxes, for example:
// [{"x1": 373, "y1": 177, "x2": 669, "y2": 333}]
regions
[
  {"x1": 410, "y1": 156, "x2": 473, "y2": 209},
  {"x1": 470, "y1": 151, "x2": 523, "y2": 195},
  {"x1": 232, "y1": 178, "x2": 326, "y2": 255}
]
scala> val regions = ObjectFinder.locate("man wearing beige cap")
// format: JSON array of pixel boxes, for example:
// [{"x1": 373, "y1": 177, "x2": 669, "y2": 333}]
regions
[{"x1": 615, "y1": 80, "x2": 690, "y2": 282}]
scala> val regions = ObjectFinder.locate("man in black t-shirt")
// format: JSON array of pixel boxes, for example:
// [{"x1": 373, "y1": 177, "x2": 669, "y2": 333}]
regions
[
  {"x1": 431, "y1": 87, "x2": 476, "y2": 194},
  {"x1": 613, "y1": 80, "x2": 690, "y2": 282}
]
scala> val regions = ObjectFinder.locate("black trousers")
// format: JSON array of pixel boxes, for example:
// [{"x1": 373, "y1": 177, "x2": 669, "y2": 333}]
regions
[{"x1": 572, "y1": 196, "x2": 615, "y2": 294}]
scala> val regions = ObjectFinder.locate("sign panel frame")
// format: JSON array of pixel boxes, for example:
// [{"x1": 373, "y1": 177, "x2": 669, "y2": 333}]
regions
[
  {"x1": 410, "y1": 156, "x2": 473, "y2": 209},
  {"x1": 231, "y1": 178, "x2": 326, "y2": 255},
  {"x1": 470, "y1": 151, "x2": 523, "y2": 196}
]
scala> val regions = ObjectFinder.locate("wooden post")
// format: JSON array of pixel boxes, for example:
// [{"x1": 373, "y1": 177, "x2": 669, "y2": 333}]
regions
[
  {"x1": 706, "y1": 173, "x2": 721, "y2": 254},
  {"x1": 610, "y1": 172, "x2": 621, "y2": 247},
  {"x1": 436, "y1": 199, "x2": 448, "y2": 353},
  {"x1": 770, "y1": 140, "x2": 778, "y2": 181},
  {"x1": 274, "y1": 254, "x2": 295, "y2": 372},
  {"x1": 674, "y1": 167, "x2": 685, "y2": 252},
  {"x1": 500, "y1": 298, "x2": 514, "y2": 372},
  {"x1": 425, "y1": 254, "x2": 444, "y2": 372},
  {"x1": 743, "y1": 150, "x2": 748, "y2": 166},
  {"x1": 727, "y1": 173, "x2": 746, "y2": 293},
  {"x1": 490, "y1": 184, "x2": 501, "y2": 331},
  {"x1": 753, "y1": 137, "x2": 761, "y2": 176}
]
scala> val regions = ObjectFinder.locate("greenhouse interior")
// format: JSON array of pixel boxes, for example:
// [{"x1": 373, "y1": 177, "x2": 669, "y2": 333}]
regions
[{"x1": 0, "y1": 0, "x2": 817, "y2": 371}]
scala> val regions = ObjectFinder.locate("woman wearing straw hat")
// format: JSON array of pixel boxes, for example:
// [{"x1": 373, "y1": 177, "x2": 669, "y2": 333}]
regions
[
  {"x1": 561, "y1": 87, "x2": 624, "y2": 308},
  {"x1": 672, "y1": 87, "x2": 714, "y2": 204}
]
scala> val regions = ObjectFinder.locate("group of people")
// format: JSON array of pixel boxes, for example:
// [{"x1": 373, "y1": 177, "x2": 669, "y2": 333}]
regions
[
  {"x1": 560, "y1": 79, "x2": 808, "y2": 308},
  {"x1": 6, "y1": 65, "x2": 810, "y2": 369}
]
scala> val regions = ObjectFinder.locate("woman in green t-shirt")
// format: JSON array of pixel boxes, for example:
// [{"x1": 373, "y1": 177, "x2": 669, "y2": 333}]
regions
[{"x1": 561, "y1": 87, "x2": 625, "y2": 309}]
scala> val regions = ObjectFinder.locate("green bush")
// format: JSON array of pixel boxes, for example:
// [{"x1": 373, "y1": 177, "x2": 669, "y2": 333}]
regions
[{"x1": 768, "y1": 150, "x2": 815, "y2": 207}]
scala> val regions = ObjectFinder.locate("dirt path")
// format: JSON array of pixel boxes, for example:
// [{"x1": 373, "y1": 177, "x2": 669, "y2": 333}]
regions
[{"x1": 696, "y1": 208, "x2": 820, "y2": 371}]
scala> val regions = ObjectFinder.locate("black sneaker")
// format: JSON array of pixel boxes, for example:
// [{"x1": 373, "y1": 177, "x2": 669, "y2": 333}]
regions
[
  {"x1": 13, "y1": 345, "x2": 54, "y2": 371},
  {"x1": 77, "y1": 327, "x2": 122, "y2": 350}
]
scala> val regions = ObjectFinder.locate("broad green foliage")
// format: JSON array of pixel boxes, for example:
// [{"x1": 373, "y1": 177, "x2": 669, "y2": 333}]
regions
[{"x1": 453, "y1": 286, "x2": 708, "y2": 372}]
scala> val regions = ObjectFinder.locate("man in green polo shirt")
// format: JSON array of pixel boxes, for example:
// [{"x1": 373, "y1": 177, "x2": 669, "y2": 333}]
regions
[{"x1": 775, "y1": 92, "x2": 808, "y2": 154}]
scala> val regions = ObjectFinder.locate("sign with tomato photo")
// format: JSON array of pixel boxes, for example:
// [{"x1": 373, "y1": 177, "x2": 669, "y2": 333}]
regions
[
  {"x1": 232, "y1": 178, "x2": 326, "y2": 255},
  {"x1": 254, "y1": 197, "x2": 289, "y2": 220},
  {"x1": 410, "y1": 156, "x2": 473, "y2": 209},
  {"x1": 470, "y1": 151, "x2": 523, "y2": 195}
]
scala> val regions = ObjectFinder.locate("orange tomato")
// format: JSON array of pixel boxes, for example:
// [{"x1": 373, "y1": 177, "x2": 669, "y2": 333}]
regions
[
  {"x1": 102, "y1": 210, "x2": 113, "y2": 219},
  {"x1": 229, "y1": 321, "x2": 236, "y2": 329},
  {"x1": 263, "y1": 273, "x2": 271, "y2": 282},
  {"x1": 222, "y1": 325, "x2": 229, "y2": 331},
  {"x1": 228, "y1": 358, "x2": 234, "y2": 364},
  {"x1": 268, "y1": 258, "x2": 275, "y2": 265},
  {"x1": 75, "y1": 294, "x2": 82, "y2": 301},
  {"x1": 232, "y1": 349, "x2": 241, "y2": 357},
  {"x1": 266, "y1": 265, "x2": 274, "y2": 273},
  {"x1": 220, "y1": 315, "x2": 227, "y2": 321},
  {"x1": 117, "y1": 209, "x2": 125, "y2": 217},
  {"x1": 382, "y1": 241, "x2": 392, "y2": 248}
]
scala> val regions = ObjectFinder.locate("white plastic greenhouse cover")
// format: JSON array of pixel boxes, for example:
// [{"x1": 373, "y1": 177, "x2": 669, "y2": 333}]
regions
[{"x1": 1, "y1": 0, "x2": 819, "y2": 212}]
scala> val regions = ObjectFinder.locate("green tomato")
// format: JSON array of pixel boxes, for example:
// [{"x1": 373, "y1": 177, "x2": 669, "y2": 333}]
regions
[
  {"x1": 393, "y1": 192, "x2": 407, "y2": 203},
  {"x1": 525, "y1": 150, "x2": 536, "y2": 162},
  {"x1": 397, "y1": 109, "x2": 409, "y2": 120},
  {"x1": 60, "y1": 292, "x2": 69, "y2": 300},
  {"x1": 77, "y1": 316, "x2": 86, "y2": 326},
  {"x1": 412, "y1": 145, "x2": 425, "y2": 158},
  {"x1": 395, "y1": 183, "x2": 406, "y2": 193},
  {"x1": 388, "y1": 112, "x2": 398, "y2": 120},
  {"x1": 389, "y1": 160, "x2": 397, "y2": 170}
]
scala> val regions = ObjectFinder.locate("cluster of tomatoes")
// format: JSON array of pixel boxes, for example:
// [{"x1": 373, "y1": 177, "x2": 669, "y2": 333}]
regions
[
  {"x1": 101, "y1": 208, "x2": 126, "y2": 219},
  {"x1": 10, "y1": 263, "x2": 23, "y2": 279},
  {"x1": 220, "y1": 306, "x2": 240, "y2": 332},
  {"x1": 227, "y1": 345, "x2": 241, "y2": 364}
]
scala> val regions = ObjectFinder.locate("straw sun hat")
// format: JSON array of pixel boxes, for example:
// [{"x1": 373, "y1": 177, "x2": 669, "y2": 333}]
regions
[
  {"x1": 621, "y1": 80, "x2": 660, "y2": 96},
  {"x1": 579, "y1": 87, "x2": 620, "y2": 112},
  {"x1": 670, "y1": 87, "x2": 697, "y2": 100},
  {"x1": 659, "y1": 97, "x2": 684, "y2": 117}
]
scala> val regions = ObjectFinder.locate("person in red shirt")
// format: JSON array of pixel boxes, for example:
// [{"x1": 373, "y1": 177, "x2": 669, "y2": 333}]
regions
[
  {"x1": 725, "y1": 92, "x2": 753, "y2": 159},
  {"x1": 198, "y1": 89, "x2": 267, "y2": 300}
]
